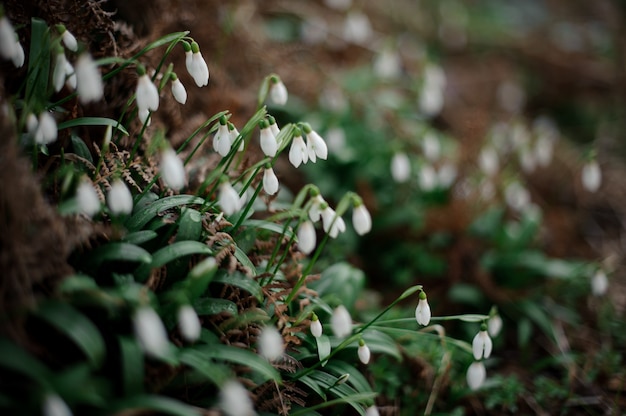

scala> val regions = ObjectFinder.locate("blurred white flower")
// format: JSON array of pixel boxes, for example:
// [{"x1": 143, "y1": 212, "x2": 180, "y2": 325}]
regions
[
  {"x1": 219, "y1": 380, "x2": 255, "y2": 416},
  {"x1": 581, "y1": 160, "x2": 601, "y2": 192},
  {"x1": 170, "y1": 74, "x2": 187, "y2": 104},
  {"x1": 136, "y1": 72, "x2": 159, "y2": 114},
  {"x1": 310, "y1": 314, "x2": 323, "y2": 338},
  {"x1": 418, "y1": 164, "x2": 437, "y2": 191},
  {"x1": 466, "y1": 361, "x2": 486, "y2": 390},
  {"x1": 0, "y1": 16, "x2": 18, "y2": 61},
  {"x1": 415, "y1": 291, "x2": 431, "y2": 326},
  {"x1": 11, "y1": 39, "x2": 24, "y2": 67},
  {"x1": 373, "y1": 48, "x2": 401, "y2": 80},
  {"x1": 487, "y1": 314, "x2": 503, "y2": 337},
  {"x1": 213, "y1": 122, "x2": 232, "y2": 157},
  {"x1": 331, "y1": 305, "x2": 352, "y2": 338},
  {"x1": 289, "y1": 133, "x2": 308, "y2": 168},
  {"x1": 324, "y1": 0, "x2": 352, "y2": 10},
  {"x1": 419, "y1": 64, "x2": 446, "y2": 117},
  {"x1": 298, "y1": 220, "x2": 317, "y2": 255},
  {"x1": 534, "y1": 134, "x2": 555, "y2": 167},
  {"x1": 34, "y1": 112, "x2": 58, "y2": 145},
  {"x1": 591, "y1": 269, "x2": 608, "y2": 296},
  {"x1": 365, "y1": 406, "x2": 380, "y2": 416},
  {"x1": 269, "y1": 76, "x2": 288, "y2": 105},
  {"x1": 262, "y1": 167, "x2": 279, "y2": 195},
  {"x1": 437, "y1": 163, "x2": 457, "y2": 188},
  {"x1": 258, "y1": 326, "x2": 284, "y2": 361},
  {"x1": 358, "y1": 340, "x2": 371, "y2": 364},
  {"x1": 352, "y1": 203, "x2": 372, "y2": 235},
  {"x1": 138, "y1": 108, "x2": 151, "y2": 126},
  {"x1": 422, "y1": 132, "x2": 441, "y2": 161},
  {"x1": 497, "y1": 80, "x2": 525, "y2": 114},
  {"x1": 53, "y1": 50, "x2": 75, "y2": 92},
  {"x1": 42, "y1": 393, "x2": 72, "y2": 416},
  {"x1": 479, "y1": 147, "x2": 499, "y2": 177},
  {"x1": 343, "y1": 11, "x2": 373, "y2": 44},
  {"x1": 76, "y1": 180, "x2": 101, "y2": 217},
  {"x1": 391, "y1": 152, "x2": 411, "y2": 183},
  {"x1": 472, "y1": 328, "x2": 493, "y2": 360},
  {"x1": 218, "y1": 182, "x2": 242, "y2": 215},
  {"x1": 160, "y1": 148, "x2": 186, "y2": 191},
  {"x1": 75, "y1": 53, "x2": 103, "y2": 103},
  {"x1": 321, "y1": 204, "x2": 346, "y2": 238},
  {"x1": 504, "y1": 181, "x2": 530, "y2": 212},
  {"x1": 58, "y1": 25, "x2": 78, "y2": 52},
  {"x1": 107, "y1": 180, "x2": 133, "y2": 215},
  {"x1": 178, "y1": 305, "x2": 201, "y2": 343},
  {"x1": 133, "y1": 306, "x2": 169, "y2": 358}
]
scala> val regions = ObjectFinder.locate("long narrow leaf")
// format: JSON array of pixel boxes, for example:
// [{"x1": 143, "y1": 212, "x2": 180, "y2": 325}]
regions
[
  {"x1": 126, "y1": 195, "x2": 205, "y2": 231},
  {"x1": 58, "y1": 117, "x2": 129, "y2": 135},
  {"x1": 213, "y1": 271, "x2": 263, "y2": 302},
  {"x1": 0, "y1": 338, "x2": 50, "y2": 383},
  {"x1": 193, "y1": 297, "x2": 238, "y2": 316},
  {"x1": 134, "y1": 241, "x2": 212, "y2": 281},
  {"x1": 118, "y1": 336, "x2": 144, "y2": 396},
  {"x1": 190, "y1": 344, "x2": 280, "y2": 383},
  {"x1": 87, "y1": 242, "x2": 152, "y2": 268},
  {"x1": 178, "y1": 349, "x2": 231, "y2": 386},
  {"x1": 106, "y1": 395, "x2": 200, "y2": 416}
]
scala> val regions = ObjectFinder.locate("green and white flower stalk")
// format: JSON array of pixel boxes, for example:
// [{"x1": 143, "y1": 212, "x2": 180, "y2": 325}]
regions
[
  {"x1": 415, "y1": 290, "x2": 431, "y2": 326},
  {"x1": 269, "y1": 75, "x2": 288, "y2": 105},
  {"x1": 159, "y1": 148, "x2": 186, "y2": 191},
  {"x1": 76, "y1": 180, "x2": 101, "y2": 217},
  {"x1": 331, "y1": 305, "x2": 352, "y2": 339},
  {"x1": 170, "y1": 73, "x2": 187, "y2": 104},
  {"x1": 310, "y1": 313, "x2": 323, "y2": 338},
  {"x1": 466, "y1": 361, "x2": 486, "y2": 390},
  {"x1": 75, "y1": 52, "x2": 103, "y2": 103},
  {"x1": 258, "y1": 326, "x2": 284, "y2": 361},
  {"x1": 177, "y1": 304, "x2": 201, "y2": 343},
  {"x1": 358, "y1": 339, "x2": 371, "y2": 364},
  {"x1": 132, "y1": 306, "x2": 170, "y2": 358},
  {"x1": 107, "y1": 179, "x2": 133, "y2": 215},
  {"x1": 472, "y1": 324, "x2": 493, "y2": 360}
]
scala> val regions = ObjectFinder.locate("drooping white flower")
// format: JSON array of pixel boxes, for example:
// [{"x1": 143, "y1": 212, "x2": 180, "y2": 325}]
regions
[
  {"x1": 136, "y1": 70, "x2": 159, "y2": 114},
  {"x1": 268, "y1": 116, "x2": 281, "y2": 139},
  {"x1": 218, "y1": 181, "x2": 242, "y2": 215},
  {"x1": 269, "y1": 75, "x2": 288, "y2": 105},
  {"x1": 178, "y1": 305, "x2": 201, "y2": 343},
  {"x1": 26, "y1": 112, "x2": 38, "y2": 136},
  {"x1": 519, "y1": 146, "x2": 536, "y2": 173},
  {"x1": 418, "y1": 164, "x2": 437, "y2": 191},
  {"x1": 258, "y1": 326, "x2": 284, "y2": 361},
  {"x1": 133, "y1": 306, "x2": 170, "y2": 358},
  {"x1": 159, "y1": 148, "x2": 186, "y2": 191},
  {"x1": 75, "y1": 52, "x2": 103, "y2": 103},
  {"x1": 304, "y1": 126, "x2": 328, "y2": 161},
  {"x1": 35, "y1": 112, "x2": 58, "y2": 145},
  {"x1": 53, "y1": 49, "x2": 74, "y2": 92},
  {"x1": 415, "y1": 291, "x2": 431, "y2": 326},
  {"x1": 219, "y1": 380, "x2": 255, "y2": 416},
  {"x1": 310, "y1": 313, "x2": 323, "y2": 338},
  {"x1": 342, "y1": 10, "x2": 373, "y2": 44},
  {"x1": 358, "y1": 340, "x2": 371, "y2": 365},
  {"x1": 184, "y1": 41, "x2": 209, "y2": 87},
  {"x1": 259, "y1": 121, "x2": 278, "y2": 157},
  {"x1": 321, "y1": 204, "x2": 346, "y2": 238},
  {"x1": 422, "y1": 132, "x2": 441, "y2": 161},
  {"x1": 437, "y1": 162, "x2": 457, "y2": 188},
  {"x1": 228, "y1": 122, "x2": 243, "y2": 152},
  {"x1": 591, "y1": 269, "x2": 609, "y2": 296},
  {"x1": 308, "y1": 194, "x2": 325, "y2": 223},
  {"x1": 331, "y1": 305, "x2": 352, "y2": 338},
  {"x1": 479, "y1": 146, "x2": 499, "y2": 176},
  {"x1": 262, "y1": 166, "x2": 279, "y2": 195},
  {"x1": 391, "y1": 152, "x2": 411, "y2": 183},
  {"x1": 11, "y1": 38, "x2": 23, "y2": 67},
  {"x1": 213, "y1": 121, "x2": 232, "y2": 157},
  {"x1": 466, "y1": 361, "x2": 486, "y2": 390},
  {"x1": 57, "y1": 24, "x2": 78, "y2": 52},
  {"x1": 419, "y1": 64, "x2": 446, "y2": 117},
  {"x1": 170, "y1": 73, "x2": 187, "y2": 104},
  {"x1": 373, "y1": 48, "x2": 401, "y2": 80},
  {"x1": 472, "y1": 326, "x2": 493, "y2": 360},
  {"x1": 487, "y1": 314, "x2": 503, "y2": 337},
  {"x1": 138, "y1": 108, "x2": 151, "y2": 126},
  {"x1": 297, "y1": 220, "x2": 316, "y2": 255},
  {"x1": 504, "y1": 181, "x2": 530, "y2": 211},
  {"x1": 107, "y1": 179, "x2": 133, "y2": 215},
  {"x1": 42, "y1": 393, "x2": 73, "y2": 416},
  {"x1": 364, "y1": 405, "x2": 380, "y2": 416},
  {"x1": 0, "y1": 16, "x2": 18, "y2": 61},
  {"x1": 289, "y1": 132, "x2": 308, "y2": 168},
  {"x1": 352, "y1": 203, "x2": 372, "y2": 236},
  {"x1": 581, "y1": 160, "x2": 601, "y2": 193},
  {"x1": 76, "y1": 180, "x2": 101, "y2": 217}
]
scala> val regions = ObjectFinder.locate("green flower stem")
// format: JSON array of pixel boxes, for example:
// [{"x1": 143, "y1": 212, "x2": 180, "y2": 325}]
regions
[
  {"x1": 371, "y1": 325, "x2": 473, "y2": 355},
  {"x1": 229, "y1": 169, "x2": 263, "y2": 232},
  {"x1": 284, "y1": 232, "x2": 330, "y2": 306}
]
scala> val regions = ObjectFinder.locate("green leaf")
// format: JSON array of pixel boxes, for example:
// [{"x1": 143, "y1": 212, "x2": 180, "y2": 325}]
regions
[
  {"x1": 177, "y1": 208, "x2": 203, "y2": 242},
  {"x1": 213, "y1": 271, "x2": 263, "y2": 302},
  {"x1": 106, "y1": 395, "x2": 200, "y2": 416},
  {"x1": 122, "y1": 230, "x2": 158, "y2": 245},
  {"x1": 70, "y1": 134, "x2": 94, "y2": 163},
  {"x1": 298, "y1": 374, "x2": 327, "y2": 400},
  {"x1": 306, "y1": 370, "x2": 373, "y2": 415},
  {"x1": 118, "y1": 336, "x2": 144, "y2": 396},
  {"x1": 178, "y1": 349, "x2": 231, "y2": 386},
  {"x1": 219, "y1": 308, "x2": 270, "y2": 332},
  {"x1": 233, "y1": 244, "x2": 257, "y2": 276},
  {"x1": 193, "y1": 297, "x2": 238, "y2": 316},
  {"x1": 242, "y1": 219, "x2": 295, "y2": 239},
  {"x1": 0, "y1": 338, "x2": 50, "y2": 384},
  {"x1": 126, "y1": 195, "x2": 206, "y2": 231},
  {"x1": 57, "y1": 274, "x2": 99, "y2": 293},
  {"x1": 58, "y1": 117, "x2": 129, "y2": 136},
  {"x1": 35, "y1": 301, "x2": 106, "y2": 368},
  {"x1": 87, "y1": 242, "x2": 152, "y2": 268},
  {"x1": 325, "y1": 361, "x2": 374, "y2": 400},
  {"x1": 362, "y1": 330, "x2": 402, "y2": 361},
  {"x1": 316, "y1": 335, "x2": 331, "y2": 366},
  {"x1": 312, "y1": 263, "x2": 365, "y2": 310},
  {"x1": 190, "y1": 344, "x2": 281, "y2": 383},
  {"x1": 134, "y1": 241, "x2": 212, "y2": 282},
  {"x1": 26, "y1": 18, "x2": 50, "y2": 105}
]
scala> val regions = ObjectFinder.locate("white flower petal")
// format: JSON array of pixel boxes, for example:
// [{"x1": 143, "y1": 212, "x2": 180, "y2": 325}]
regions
[
  {"x1": 178, "y1": 305, "x2": 201, "y2": 343},
  {"x1": 297, "y1": 220, "x2": 316, "y2": 255},
  {"x1": 263, "y1": 167, "x2": 279, "y2": 195},
  {"x1": 331, "y1": 305, "x2": 352, "y2": 338},
  {"x1": 75, "y1": 53, "x2": 103, "y2": 103},
  {"x1": 160, "y1": 148, "x2": 186, "y2": 191},
  {"x1": 76, "y1": 181, "x2": 101, "y2": 217},
  {"x1": 352, "y1": 204, "x2": 372, "y2": 236},
  {"x1": 107, "y1": 180, "x2": 133, "y2": 215},
  {"x1": 133, "y1": 307, "x2": 169, "y2": 358},
  {"x1": 466, "y1": 361, "x2": 486, "y2": 390},
  {"x1": 258, "y1": 326, "x2": 284, "y2": 361}
]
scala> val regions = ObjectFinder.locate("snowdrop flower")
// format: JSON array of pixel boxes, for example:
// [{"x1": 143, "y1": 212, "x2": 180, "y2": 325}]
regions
[
  {"x1": 373, "y1": 48, "x2": 401, "y2": 80},
  {"x1": 268, "y1": 116, "x2": 281, "y2": 139},
  {"x1": 297, "y1": 220, "x2": 317, "y2": 255},
  {"x1": 138, "y1": 108, "x2": 151, "y2": 126},
  {"x1": 228, "y1": 122, "x2": 243, "y2": 152},
  {"x1": 504, "y1": 181, "x2": 530, "y2": 211},
  {"x1": 308, "y1": 193, "x2": 325, "y2": 223},
  {"x1": 472, "y1": 324, "x2": 493, "y2": 360},
  {"x1": 419, "y1": 64, "x2": 446, "y2": 117},
  {"x1": 42, "y1": 393, "x2": 72, "y2": 416},
  {"x1": 135, "y1": 66, "x2": 159, "y2": 115},
  {"x1": 321, "y1": 203, "x2": 346, "y2": 238},
  {"x1": 534, "y1": 134, "x2": 555, "y2": 167},
  {"x1": 418, "y1": 164, "x2": 437, "y2": 191},
  {"x1": 0, "y1": 14, "x2": 18, "y2": 61},
  {"x1": 258, "y1": 326, "x2": 284, "y2": 361},
  {"x1": 365, "y1": 406, "x2": 380, "y2": 416},
  {"x1": 415, "y1": 290, "x2": 431, "y2": 326},
  {"x1": 53, "y1": 48, "x2": 75, "y2": 92},
  {"x1": 391, "y1": 152, "x2": 411, "y2": 183},
  {"x1": 487, "y1": 313, "x2": 503, "y2": 337},
  {"x1": 11, "y1": 38, "x2": 23, "y2": 67},
  {"x1": 76, "y1": 180, "x2": 101, "y2": 217},
  {"x1": 184, "y1": 41, "x2": 209, "y2": 87},
  {"x1": 479, "y1": 146, "x2": 499, "y2": 176},
  {"x1": 343, "y1": 10, "x2": 373, "y2": 44},
  {"x1": 213, "y1": 119, "x2": 232, "y2": 157},
  {"x1": 133, "y1": 306, "x2": 170, "y2": 358},
  {"x1": 437, "y1": 163, "x2": 457, "y2": 188},
  {"x1": 218, "y1": 181, "x2": 242, "y2": 215},
  {"x1": 352, "y1": 202, "x2": 372, "y2": 235},
  {"x1": 422, "y1": 132, "x2": 441, "y2": 161},
  {"x1": 310, "y1": 313, "x2": 323, "y2": 338},
  {"x1": 358, "y1": 339, "x2": 371, "y2": 365},
  {"x1": 269, "y1": 75, "x2": 288, "y2": 105},
  {"x1": 26, "y1": 112, "x2": 38, "y2": 136},
  {"x1": 259, "y1": 120, "x2": 278, "y2": 157},
  {"x1": 262, "y1": 166, "x2": 279, "y2": 195},
  {"x1": 591, "y1": 269, "x2": 608, "y2": 296},
  {"x1": 466, "y1": 361, "x2": 486, "y2": 390},
  {"x1": 303, "y1": 124, "x2": 328, "y2": 161},
  {"x1": 289, "y1": 129, "x2": 309, "y2": 168},
  {"x1": 170, "y1": 73, "x2": 187, "y2": 104},
  {"x1": 331, "y1": 305, "x2": 352, "y2": 339},
  {"x1": 177, "y1": 305, "x2": 201, "y2": 343},
  {"x1": 56, "y1": 24, "x2": 78, "y2": 52},
  {"x1": 219, "y1": 380, "x2": 255, "y2": 416},
  {"x1": 107, "y1": 179, "x2": 133, "y2": 215},
  {"x1": 581, "y1": 160, "x2": 601, "y2": 192},
  {"x1": 159, "y1": 148, "x2": 186, "y2": 191},
  {"x1": 75, "y1": 52, "x2": 103, "y2": 103},
  {"x1": 35, "y1": 112, "x2": 58, "y2": 145}
]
